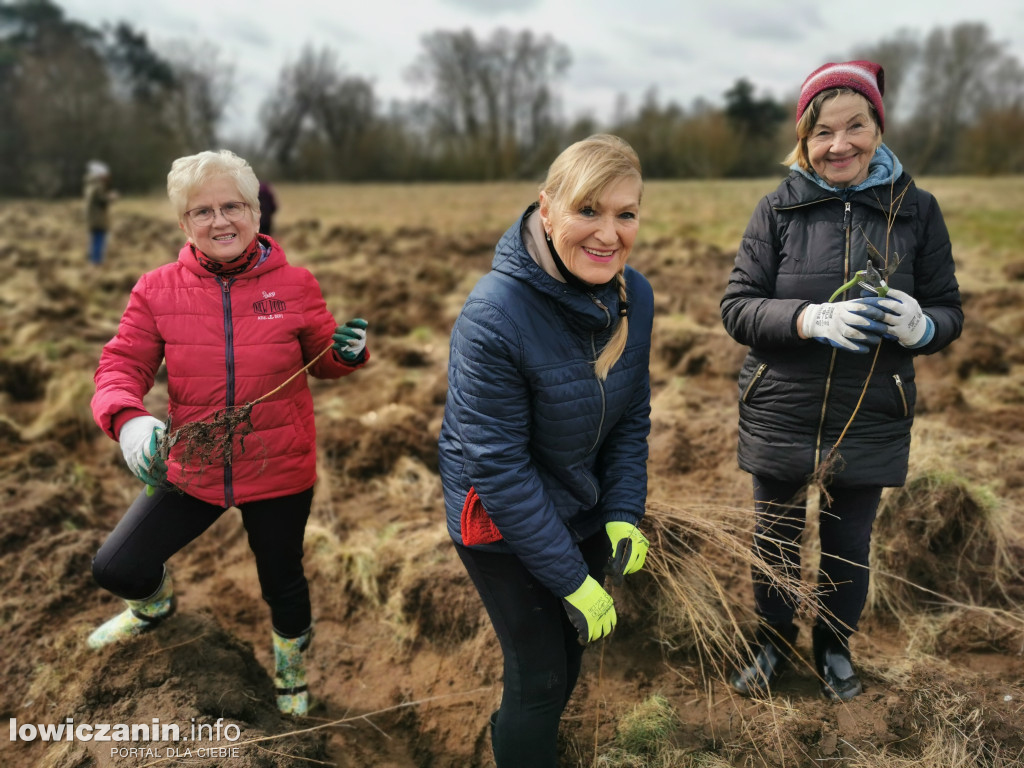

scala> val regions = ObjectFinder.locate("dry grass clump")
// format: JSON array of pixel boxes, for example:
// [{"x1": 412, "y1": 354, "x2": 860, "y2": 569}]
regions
[
  {"x1": 848, "y1": 661, "x2": 1024, "y2": 767},
  {"x1": 901, "y1": 606, "x2": 1024, "y2": 656},
  {"x1": 637, "y1": 500, "x2": 822, "y2": 687},
  {"x1": 868, "y1": 471, "x2": 1022, "y2": 618},
  {"x1": 594, "y1": 694, "x2": 729, "y2": 768},
  {"x1": 21, "y1": 368, "x2": 96, "y2": 446},
  {"x1": 612, "y1": 694, "x2": 679, "y2": 756},
  {"x1": 313, "y1": 517, "x2": 480, "y2": 648},
  {"x1": 319, "y1": 403, "x2": 439, "y2": 480}
]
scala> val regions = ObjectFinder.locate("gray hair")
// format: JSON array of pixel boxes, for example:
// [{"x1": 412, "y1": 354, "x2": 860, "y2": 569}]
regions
[{"x1": 166, "y1": 150, "x2": 260, "y2": 221}]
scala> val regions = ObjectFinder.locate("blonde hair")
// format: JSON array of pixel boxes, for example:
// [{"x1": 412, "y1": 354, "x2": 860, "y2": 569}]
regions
[
  {"x1": 166, "y1": 149, "x2": 260, "y2": 224},
  {"x1": 783, "y1": 88, "x2": 882, "y2": 172},
  {"x1": 540, "y1": 134, "x2": 642, "y2": 381}
]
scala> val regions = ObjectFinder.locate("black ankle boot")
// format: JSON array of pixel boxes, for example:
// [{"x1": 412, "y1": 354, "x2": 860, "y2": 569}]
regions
[
  {"x1": 730, "y1": 623, "x2": 798, "y2": 696},
  {"x1": 813, "y1": 625, "x2": 863, "y2": 701}
]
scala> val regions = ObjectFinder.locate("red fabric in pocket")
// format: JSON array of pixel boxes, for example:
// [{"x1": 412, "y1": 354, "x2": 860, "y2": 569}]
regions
[{"x1": 460, "y1": 486, "x2": 503, "y2": 545}]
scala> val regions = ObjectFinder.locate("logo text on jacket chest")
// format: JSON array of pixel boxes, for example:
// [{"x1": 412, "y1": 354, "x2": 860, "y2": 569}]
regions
[{"x1": 253, "y1": 290, "x2": 286, "y2": 320}]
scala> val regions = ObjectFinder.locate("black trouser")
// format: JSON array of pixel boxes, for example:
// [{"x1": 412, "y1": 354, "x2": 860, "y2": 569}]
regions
[
  {"x1": 92, "y1": 485, "x2": 314, "y2": 637},
  {"x1": 454, "y1": 531, "x2": 610, "y2": 768},
  {"x1": 751, "y1": 475, "x2": 882, "y2": 638}
]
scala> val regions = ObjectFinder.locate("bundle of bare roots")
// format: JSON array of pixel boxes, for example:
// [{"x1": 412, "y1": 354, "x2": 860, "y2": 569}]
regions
[
  {"x1": 156, "y1": 343, "x2": 335, "y2": 487},
  {"x1": 161, "y1": 404, "x2": 261, "y2": 486}
]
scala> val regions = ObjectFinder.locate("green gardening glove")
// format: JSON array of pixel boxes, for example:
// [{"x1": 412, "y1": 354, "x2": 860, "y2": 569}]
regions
[
  {"x1": 604, "y1": 521, "x2": 649, "y2": 586},
  {"x1": 332, "y1": 318, "x2": 368, "y2": 363},
  {"x1": 562, "y1": 575, "x2": 616, "y2": 645}
]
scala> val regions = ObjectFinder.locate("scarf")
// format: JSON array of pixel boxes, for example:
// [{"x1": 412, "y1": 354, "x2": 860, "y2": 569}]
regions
[
  {"x1": 791, "y1": 143, "x2": 904, "y2": 196},
  {"x1": 192, "y1": 236, "x2": 265, "y2": 276}
]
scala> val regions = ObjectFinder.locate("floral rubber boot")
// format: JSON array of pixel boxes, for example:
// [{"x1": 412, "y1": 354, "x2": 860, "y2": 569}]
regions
[
  {"x1": 273, "y1": 627, "x2": 312, "y2": 715},
  {"x1": 87, "y1": 569, "x2": 175, "y2": 649}
]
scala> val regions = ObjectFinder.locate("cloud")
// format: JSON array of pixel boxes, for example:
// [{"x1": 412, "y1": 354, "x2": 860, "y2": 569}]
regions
[
  {"x1": 440, "y1": 0, "x2": 542, "y2": 12},
  {"x1": 708, "y1": 2, "x2": 825, "y2": 42}
]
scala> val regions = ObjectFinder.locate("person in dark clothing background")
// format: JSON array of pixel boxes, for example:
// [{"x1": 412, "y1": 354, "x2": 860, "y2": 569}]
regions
[
  {"x1": 720, "y1": 60, "x2": 963, "y2": 701},
  {"x1": 258, "y1": 179, "x2": 278, "y2": 235}
]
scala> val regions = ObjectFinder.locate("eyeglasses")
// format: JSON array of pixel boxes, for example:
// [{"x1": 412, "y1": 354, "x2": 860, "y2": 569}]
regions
[{"x1": 185, "y1": 201, "x2": 249, "y2": 226}]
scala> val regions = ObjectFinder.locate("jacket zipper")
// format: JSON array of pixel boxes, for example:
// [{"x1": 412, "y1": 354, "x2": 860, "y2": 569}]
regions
[
  {"x1": 741, "y1": 363, "x2": 767, "y2": 403},
  {"x1": 219, "y1": 276, "x2": 237, "y2": 506},
  {"x1": 587, "y1": 294, "x2": 612, "y2": 459},
  {"x1": 813, "y1": 201, "x2": 852, "y2": 472},
  {"x1": 588, "y1": 332, "x2": 607, "y2": 458},
  {"x1": 893, "y1": 374, "x2": 909, "y2": 417}
]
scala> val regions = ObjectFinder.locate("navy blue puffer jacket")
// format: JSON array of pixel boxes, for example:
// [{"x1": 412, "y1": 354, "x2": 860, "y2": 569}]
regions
[
  {"x1": 438, "y1": 204, "x2": 654, "y2": 598},
  {"x1": 721, "y1": 171, "x2": 962, "y2": 488}
]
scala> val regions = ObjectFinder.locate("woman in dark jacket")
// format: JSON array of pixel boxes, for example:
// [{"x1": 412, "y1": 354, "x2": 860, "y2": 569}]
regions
[
  {"x1": 438, "y1": 134, "x2": 654, "y2": 768},
  {"x1": 721, "y1": 61, "x2": 962, "y2": 701}
]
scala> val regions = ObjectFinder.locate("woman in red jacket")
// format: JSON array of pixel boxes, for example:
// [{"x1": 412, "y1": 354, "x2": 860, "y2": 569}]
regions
[{"x1": 88, "y1": 149, "x2": 369, "y2": 716}]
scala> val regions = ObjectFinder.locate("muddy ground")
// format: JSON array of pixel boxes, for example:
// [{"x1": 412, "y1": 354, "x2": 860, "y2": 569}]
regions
[{"x1": 1, "y1": 192, "x2": 1023, "y2": 767}]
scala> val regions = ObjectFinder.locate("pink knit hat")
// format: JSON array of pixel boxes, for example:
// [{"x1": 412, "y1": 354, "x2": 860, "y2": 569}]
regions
[{"x1": 796, "y1": 60, "x2": 886, "y2": 131}]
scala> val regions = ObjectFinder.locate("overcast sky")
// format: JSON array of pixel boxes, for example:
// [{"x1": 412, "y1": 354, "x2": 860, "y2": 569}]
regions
[{"x1": 58, "y1": 0, "x2": 1024, "y2": 142}]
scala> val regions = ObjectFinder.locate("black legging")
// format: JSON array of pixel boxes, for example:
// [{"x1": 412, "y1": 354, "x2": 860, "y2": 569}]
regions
[
  {"x1": 751, "y1": 475, "x2": 882, "y2": 637},
  {"x1": 454, "y1": 531, "x2": 610, "y2": 768},
  {"x1": 92, "y1": 485, "x2": 314, "y2": 637}
]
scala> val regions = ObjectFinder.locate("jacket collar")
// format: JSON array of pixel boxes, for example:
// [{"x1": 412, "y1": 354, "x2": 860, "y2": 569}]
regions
[
  {"x1": 491, "y1": 203, "x2": 622, "y2": 332},
  {"x1": 773, "y1": 167, "x2": 916, "y2": 218}
]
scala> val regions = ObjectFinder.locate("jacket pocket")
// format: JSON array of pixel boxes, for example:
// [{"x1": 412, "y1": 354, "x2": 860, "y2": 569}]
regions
[
  {"x1": 892, "y1": 373, "x2": 909, "y2": 418},
  {"x1": 460, "y1": 486, "x2": 503, "y2": 545},
  {"x1": 741, "y1": 362, "x2": 768, "y2": 404}
]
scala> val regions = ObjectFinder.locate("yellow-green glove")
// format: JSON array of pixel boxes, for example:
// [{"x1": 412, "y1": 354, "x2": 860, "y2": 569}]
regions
[
  {"x1": 562, "y1": 575, "x2": 616, "y2": 645},
  {"x1": 604, "y1": 521, "x2": 649, "y2": 586}
]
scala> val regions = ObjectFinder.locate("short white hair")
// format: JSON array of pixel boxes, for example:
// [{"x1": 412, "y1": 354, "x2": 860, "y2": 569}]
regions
[{"x1": 86, "y1": 160, "x2": 110, "y2": 179}]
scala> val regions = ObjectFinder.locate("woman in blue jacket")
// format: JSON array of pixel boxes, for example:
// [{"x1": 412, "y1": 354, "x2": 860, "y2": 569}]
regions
[
  {"x1": 438, "y1": 134, "x2": 654, "y2": 768},
  {"x1": 721, "y1": 61, "x2": 962, "y2": 701}
]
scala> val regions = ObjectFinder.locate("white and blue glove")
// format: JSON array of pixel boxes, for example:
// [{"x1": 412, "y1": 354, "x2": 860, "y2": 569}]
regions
[
  {"x1": 332, "y1": 318, "x2": 368, "y2": 363},
  {"x1": 119, "y1": 415, "x2": 166, "y2": 487},
  {"x1": 800, "y1": 299, "x2": 888, "y2": 353},
  {"x1": 871, "y1": 289, "x2": 935, "y2": 349}
]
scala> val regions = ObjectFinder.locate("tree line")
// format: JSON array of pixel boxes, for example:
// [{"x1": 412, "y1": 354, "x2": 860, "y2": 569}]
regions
[{"x1": 2, "y1": 0, "x2": 1022, "y2": 197}]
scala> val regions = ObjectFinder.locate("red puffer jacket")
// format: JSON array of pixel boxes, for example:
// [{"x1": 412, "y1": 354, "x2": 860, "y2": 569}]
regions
[{"x1": 92, "y1": 236, "x2": 367, "y2": 506}]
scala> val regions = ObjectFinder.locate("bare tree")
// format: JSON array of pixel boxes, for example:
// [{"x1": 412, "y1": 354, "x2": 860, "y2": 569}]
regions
[
  {"x1": 12, "y1": 43, "x2": 115, "y2": 195},
  {"x1": 0, "y1": 0, "x2": 115, "y2": 195},
  {"x1": 158, "y1": 40, "x2": 235, "y2": 151},
  {"x1": 851, "y1": 29, "x2": 920, "y2": 124},
  {"x1": 259, "y1": 45, "x2": 376, "y2": 178},
  {"x1": 902, "y1": 22, "x2": 1008, "y2": 173},
  {"x1": 956, "y1": 55, "x2": 1024, "y2": 174},
  {"x1": 408, "y1": 27, "x2": 570, "y2": 178}
]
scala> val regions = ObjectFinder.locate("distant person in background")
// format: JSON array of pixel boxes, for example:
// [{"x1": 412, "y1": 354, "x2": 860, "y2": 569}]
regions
[
  {"x1": 258, "y1": 179, "x2": 278, "y2": 236},
  {"x1": 439, "y1": 134, "x2": 654, "y2": 768},
  {"x1": 87, "y1": 149, "x2": 370, "y2": 717},
  {"x1": 721, "y1": 60, "x2": 963, "y2": 701},
  {"x1": 84, "y1": 160, "x2": 117, "y2": 265}
]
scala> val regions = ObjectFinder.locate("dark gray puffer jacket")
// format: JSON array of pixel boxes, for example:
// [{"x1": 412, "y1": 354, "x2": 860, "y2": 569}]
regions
[{"x1": 721, "y1": 171, "x2": 962, "y2": 488}]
